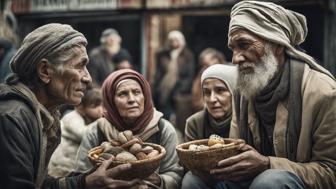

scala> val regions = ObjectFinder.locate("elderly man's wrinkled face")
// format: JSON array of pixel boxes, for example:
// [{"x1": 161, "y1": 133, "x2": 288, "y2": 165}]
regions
[
  {"x1": 47, "y1": 45, "x2": 91, "y2": 105},
  {"x1": 105, "y1": 35, "x2": 121, "y2": 56},
  {"x1": 114, "y1": 79, "x2": 145, "y2": 123},
  {"x1": 202, "y1": 78, "x2": 232, "y2": 121},
  {"x1": 228, "y1": 29, "x2": 278, "y2": 98}
]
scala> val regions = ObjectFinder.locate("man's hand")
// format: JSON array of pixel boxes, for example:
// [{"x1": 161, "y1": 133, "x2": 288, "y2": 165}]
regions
[
  {"x1": 210, "y1": 143, "x2": 269, "y2": 182},
  {"x1": 85, "y1": 157, "x2": 140, "y2": 189}
]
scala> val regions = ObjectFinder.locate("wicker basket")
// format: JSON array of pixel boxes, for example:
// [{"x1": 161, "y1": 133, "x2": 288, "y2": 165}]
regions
[
  {"x1": 176, "y1": 138, "x2": 240, "y2": 173},
  {"x1": 88, "y1": 143, "x2": 166, "y2": 180}
]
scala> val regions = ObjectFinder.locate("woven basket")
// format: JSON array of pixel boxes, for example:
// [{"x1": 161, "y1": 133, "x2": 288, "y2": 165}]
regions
[
  {"x1": 88, "y1": 143, "x2": 166, "y2": 180},
  {"x1": 176, "y1": 138, "x2": 240, "y2": 173}
]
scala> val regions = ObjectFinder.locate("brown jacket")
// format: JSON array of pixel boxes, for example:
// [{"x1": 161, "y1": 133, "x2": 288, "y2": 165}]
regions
[{"x1": 230, "y1": 64, "x2": 336, "y2": 189}]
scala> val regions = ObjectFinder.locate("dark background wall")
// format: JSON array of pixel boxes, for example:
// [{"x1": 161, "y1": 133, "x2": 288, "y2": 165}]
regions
[
  {"x1": 16, "y1": 14, "x2": 142, "y2": 71},
  {"x1": 181, "y1": 4, "x2": 325, "y2": 65}
]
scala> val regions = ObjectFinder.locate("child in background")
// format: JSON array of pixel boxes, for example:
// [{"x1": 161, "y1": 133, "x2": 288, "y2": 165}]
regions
[{"x1": 48, "y1": 87, "x2": 103, "y2": 177}]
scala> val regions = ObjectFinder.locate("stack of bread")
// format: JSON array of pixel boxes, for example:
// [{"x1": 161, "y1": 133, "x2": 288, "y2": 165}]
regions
[
  {"x1": 89, "y1": 130, "x2": 160, "y2": 163},
  {"x1": 88, "y1": 130, "x2": 166, "y2": 180},
  {"x1": 187, "y1": 134, "x2": 234, "y2": 151}
]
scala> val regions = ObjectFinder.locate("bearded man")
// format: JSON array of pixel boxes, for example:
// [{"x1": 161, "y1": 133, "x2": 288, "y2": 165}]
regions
[{"x1": 183, "y1": 1, "x2": 336, "y2": 189}]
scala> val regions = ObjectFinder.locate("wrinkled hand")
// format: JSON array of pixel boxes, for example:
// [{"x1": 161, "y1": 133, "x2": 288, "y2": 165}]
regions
[
  {"x1": 210, "y1": 142, "x2": 269, "y2": 182},
  {"x1": 85, "y1": 157, "x2": 141, "y2": 189}
]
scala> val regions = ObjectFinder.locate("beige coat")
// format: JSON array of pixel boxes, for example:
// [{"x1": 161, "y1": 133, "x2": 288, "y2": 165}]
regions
[{"x1": 230, "y1": 64, "x2": 336, "y2": 189}]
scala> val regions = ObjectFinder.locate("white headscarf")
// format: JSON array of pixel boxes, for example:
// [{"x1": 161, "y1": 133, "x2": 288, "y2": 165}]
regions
[
  {"x1": 201, "y1": 64, "x2": 238, "y2": 95},
  {"x1": 229, "y1": 0, "x2": 334, "y2": 79}
]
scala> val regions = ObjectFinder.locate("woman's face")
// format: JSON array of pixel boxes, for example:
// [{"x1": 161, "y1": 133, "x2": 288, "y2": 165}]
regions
[
  {"x1": 202, "y1": 78, "x2": 232, "y2": 120},
  {"x1": 114, "y1": 79, "x2": 145, "y2": 123}
]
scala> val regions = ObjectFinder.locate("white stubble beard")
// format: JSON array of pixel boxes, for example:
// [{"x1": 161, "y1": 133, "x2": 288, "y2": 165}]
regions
[{"x1": 237, "y1": 43, "x2": 279, "y2": 99}]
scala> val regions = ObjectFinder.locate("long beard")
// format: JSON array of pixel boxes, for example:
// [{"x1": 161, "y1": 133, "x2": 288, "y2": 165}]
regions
[{"x1": 237, "y1": 44, "x2": 278, "y2": 98}]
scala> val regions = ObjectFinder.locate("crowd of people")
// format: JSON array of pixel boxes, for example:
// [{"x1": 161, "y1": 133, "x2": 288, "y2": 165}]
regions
[{"x1": 0, "y1": 1, "x2": 335, "y2": 189}]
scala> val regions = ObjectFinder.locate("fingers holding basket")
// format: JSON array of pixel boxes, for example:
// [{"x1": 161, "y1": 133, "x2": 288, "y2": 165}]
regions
[
  {"x1": 106, "y1": 162, "x2": 132, "y2": 178},
  {"x1": 85, "y1": 158, "x2": 140, "y2": 189}
]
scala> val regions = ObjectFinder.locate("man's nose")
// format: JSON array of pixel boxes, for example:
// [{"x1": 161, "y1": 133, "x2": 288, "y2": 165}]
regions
[
  {"x1": 83, "y1": 67, "x2": 92, "y2": 84},
  {"x1": 232, "y1": 50, "x2": 245, "y2": 65}
]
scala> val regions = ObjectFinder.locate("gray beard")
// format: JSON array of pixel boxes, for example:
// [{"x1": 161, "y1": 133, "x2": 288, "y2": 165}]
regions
[{"x1": 237, "y1": 44, "x2": 278, "y2": 98}]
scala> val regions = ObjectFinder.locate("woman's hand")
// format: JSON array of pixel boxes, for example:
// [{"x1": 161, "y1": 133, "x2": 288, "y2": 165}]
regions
[
  {"x1": 85, "y1": 157, "x2": 141, "y2": 189},
  {"x1": 210, "y1": 142, "x2": 269, "y2": 182}
]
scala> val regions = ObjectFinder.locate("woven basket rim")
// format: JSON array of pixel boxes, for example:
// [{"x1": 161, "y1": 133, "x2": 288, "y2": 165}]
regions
[
  {"x1": 176, "y1": 138, "x2": 238, "y2": 153},
  {"x1": 88, "y1": 142, "x2": 166, "y2": 165}
]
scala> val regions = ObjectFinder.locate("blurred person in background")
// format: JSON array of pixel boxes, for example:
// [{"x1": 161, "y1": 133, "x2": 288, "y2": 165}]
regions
[
  {"x1": 181, "y1": 64, "x2": 238, "y2": 189},
  {"x1": 191, "y1": 48, "x2": 227, "y2": 112},
  {"x1": 48, "y1": 87, "x2": 103, "y2": 177},
  {"x1": 112, "y1": 48, "x2": 134, "y2": 70},
  {"x1": 0, "y1": 14, "x2": 17, "y2": 82},
  {"x1": 152, "y1": 30, "x2": 195, "y2": 134},
  {"x1": 0, "y1": 23, "x2": 140, "y2": 189},
  {"x1": 208, "y1": 1, "x2": 335, "y2": 189},
  {"x1": 75, "y1": 69, "x2": 183, "y2": 189},
  {"x1": 87, "y1": 28, "x2": 132, "y2": 86}
]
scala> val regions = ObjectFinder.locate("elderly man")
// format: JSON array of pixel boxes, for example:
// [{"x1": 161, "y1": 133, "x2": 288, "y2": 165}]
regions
[
  {"x1": 0, "y1": 23, "x2": 140, "y2": 189},
  {"x1": 183, "y1": 1, "x2": 336, "y2": 189},
  {"x1": 88, "y1": 28, "x2": 132, "y2": 86}
]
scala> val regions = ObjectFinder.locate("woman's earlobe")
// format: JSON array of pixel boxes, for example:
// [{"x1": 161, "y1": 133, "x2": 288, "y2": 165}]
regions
[{"x1": 37, "y1": 59, "x2": 52, "y2": 84}]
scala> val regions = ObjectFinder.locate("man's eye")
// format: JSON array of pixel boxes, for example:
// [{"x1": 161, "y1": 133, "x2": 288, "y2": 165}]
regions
[{"x1": 238, "y1": 42, "x2": 250, "y2": 50}]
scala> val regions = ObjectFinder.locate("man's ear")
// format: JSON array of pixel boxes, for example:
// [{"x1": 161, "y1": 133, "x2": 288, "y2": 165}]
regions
[
  {"x1": 36, "y1": 59, "x2": 53, "y2": 84},
  {"x1": 274, "y1": 45, "x2": 285, "y2": 57}
]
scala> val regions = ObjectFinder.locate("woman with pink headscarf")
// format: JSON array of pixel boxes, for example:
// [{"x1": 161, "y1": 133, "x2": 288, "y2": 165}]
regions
[{"x1": 75, "y1": 69, "x2": 183, "y2": 189}]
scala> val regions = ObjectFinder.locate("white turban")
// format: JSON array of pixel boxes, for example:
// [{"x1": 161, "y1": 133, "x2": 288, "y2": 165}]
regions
[
  {"x1": 229, "y1": 0, "x2": 334, "y2": 79},
  {"x1": 201, "y1": 64, "x2": 238, "y2": 95}
]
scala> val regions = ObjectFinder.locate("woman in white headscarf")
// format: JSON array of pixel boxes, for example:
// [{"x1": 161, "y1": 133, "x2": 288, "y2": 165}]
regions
[{"x1": 181, "y1": 64, "x2": 238, "y2": 189}]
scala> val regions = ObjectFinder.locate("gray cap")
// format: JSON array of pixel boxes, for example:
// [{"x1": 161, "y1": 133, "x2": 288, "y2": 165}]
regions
[{"x1": 101, "y1": 28, "x2": 119, "y2": 38}]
